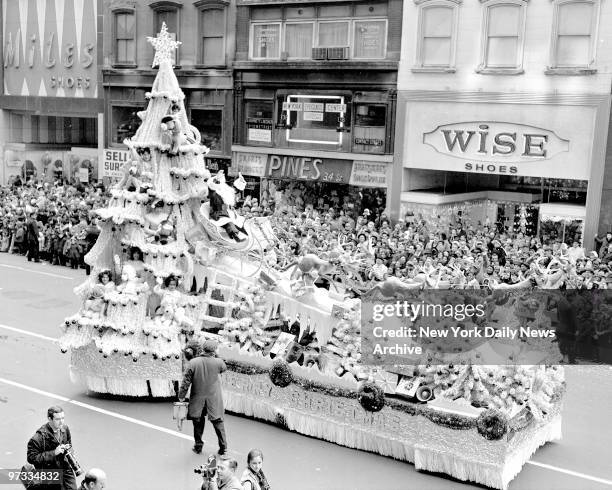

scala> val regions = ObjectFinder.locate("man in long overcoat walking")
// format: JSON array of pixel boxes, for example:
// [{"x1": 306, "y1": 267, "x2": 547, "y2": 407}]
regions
[{"x1": 178, "y1": 340, "x2": 228, "y2": 455}]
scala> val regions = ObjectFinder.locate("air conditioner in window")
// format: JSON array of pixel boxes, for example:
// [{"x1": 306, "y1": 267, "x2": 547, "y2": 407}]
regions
[
  {"x1": 311, "y1": 48, "x2": 327, "y2": 60},
  {"x1": 326, "y1": 47, "x2": 350, "y2": 60}
]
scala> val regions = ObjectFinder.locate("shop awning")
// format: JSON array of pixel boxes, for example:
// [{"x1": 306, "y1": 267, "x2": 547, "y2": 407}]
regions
[{"x1": 539, "y1": 203, "x2": 586, "y2": 221}]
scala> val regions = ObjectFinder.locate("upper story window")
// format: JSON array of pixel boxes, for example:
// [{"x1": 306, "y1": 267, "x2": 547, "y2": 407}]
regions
[
  {"x1": 249, "y1": 2, "x2": 389, "y2": 61},
  {"x1": 413, "y1": 0, "x2": 461, "y2": 72},
  {"x1": 478, "y1": 0, "x2": 527, "y2": 74},
  {"x1": 196, "y1": 1, "x2": 228, "y2": 66},
  {"x1": 548, "y1": 0, "x2": 599, "y2": 72},
  {"x1": 114, "y1": 10, "x2": 136, "y2": 66},
  {"x1": 280, "y1": 94, "x2": 350, "y2": 146},
  {"x1": 252, "y1": 23, "x2": 282, "y2": 59},
  {"x1": 150, "y1": 2, "x2": 181, "y2": 65}
]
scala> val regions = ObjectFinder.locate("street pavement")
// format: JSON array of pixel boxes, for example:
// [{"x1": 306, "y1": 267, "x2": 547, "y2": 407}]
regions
[{"x1": 0, "y1": 252, "x2": 611, "y2": 490}]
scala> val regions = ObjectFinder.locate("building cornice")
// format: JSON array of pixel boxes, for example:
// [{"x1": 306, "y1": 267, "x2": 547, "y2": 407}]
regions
[
  {"x1": 233, "y1": 60, "x2": 399, "y2": 71},
  {"x1": 396, "y1": 90, "x2": 611, "y2": 106}
]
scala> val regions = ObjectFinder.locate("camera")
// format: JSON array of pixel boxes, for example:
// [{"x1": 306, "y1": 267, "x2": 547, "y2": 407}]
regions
[
  {"x1": 63, "y1": 445, "x2": 84, "y2": 477},
  {"x1": 194, "y1": 455, "x2": 217, "y2": 478}
]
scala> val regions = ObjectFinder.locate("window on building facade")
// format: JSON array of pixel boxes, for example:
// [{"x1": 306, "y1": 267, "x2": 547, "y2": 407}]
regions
[
  {"x1": 191, "y1": 109, "x2": 223, "y2": 152},
  {"x1": 249, "y1": 3, "x2": 388, "y2": 60},
  {"x1": 280, "y1": 95, "x2": 349, "y2": 145},
  {"x1": 549, "y1": 0, "x2": 598, "y2": 70},
  {"x1": 413, "y1": 0, "x2": 460, "y2": 70},
  {"x1": 112, "y1": 106, "x2": 144, "y2": 145},
  {"x1": 353, "y1": 104, "x2": 386, "y2": 154},
  {"x1": 200, "y1": 7, "x2": 226, "y2": 66},
  {"x1": 251, "y1": 23, "x2": 282, "y2": 59},
  {"x1": 353, "y1": 20, "x2": 387, "y2": 58},
  {"x1": 11, "y1": 114, "x2": 96, "y2": 145},
  {"x1": 285, "y1": 23, "x2": 315, "y2": 58},
  {"x1": 318, "y1": 21, "x2": 350, "y2": 47},
  {"x1": 245, "y1": 100, "x2": 274, "y2": 145},
  {"x1": 478, "y1": 0, "x2": 526, "y2": 73},
  {"x1": 152, "y1": 4, "x2": 180, "y2": 65},
  {"x1": 114, "y1": 11, "x2": 136, "y2": 65}
]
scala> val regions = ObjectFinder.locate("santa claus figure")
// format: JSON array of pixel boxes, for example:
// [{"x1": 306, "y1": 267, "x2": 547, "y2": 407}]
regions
[{"x1": 207, "y1": 171, "x2": 247, "y2": 242}]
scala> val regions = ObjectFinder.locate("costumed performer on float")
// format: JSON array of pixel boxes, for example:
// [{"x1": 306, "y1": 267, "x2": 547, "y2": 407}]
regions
[
  {"x1": 80, "y1": 270, "x2": 116, "y2": 319},
  {"x1": 152, "y1": 274, "x2": 194, "y2": 333},
  {"x1": 206, "y1": 171, "x2": 247, "y2": 242}
]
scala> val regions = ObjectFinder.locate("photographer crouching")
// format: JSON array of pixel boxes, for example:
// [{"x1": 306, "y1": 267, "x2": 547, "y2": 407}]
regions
[{"x1": 197, "y1": 455, "x2": 242, "y2": 490}]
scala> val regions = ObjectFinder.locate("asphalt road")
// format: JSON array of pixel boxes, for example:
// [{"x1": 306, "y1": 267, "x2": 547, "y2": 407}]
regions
[{"x1": 0, "y1": 252, "x2": 611, "y2": 490}]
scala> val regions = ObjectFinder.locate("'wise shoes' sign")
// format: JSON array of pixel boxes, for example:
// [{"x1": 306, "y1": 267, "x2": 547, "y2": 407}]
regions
[{"x1": 423, "y1": 122, "x2": 569, "y2": 164}]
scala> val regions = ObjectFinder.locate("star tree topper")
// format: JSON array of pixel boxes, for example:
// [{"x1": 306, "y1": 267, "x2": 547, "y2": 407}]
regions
[{"x1": 147, "y1": 22, "x2": 182, "y2": 68}]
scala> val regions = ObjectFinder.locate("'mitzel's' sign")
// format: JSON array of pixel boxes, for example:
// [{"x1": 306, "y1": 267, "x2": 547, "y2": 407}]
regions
[{"x1": 423, "y1": 122, "x2": 569, "y2": 174}]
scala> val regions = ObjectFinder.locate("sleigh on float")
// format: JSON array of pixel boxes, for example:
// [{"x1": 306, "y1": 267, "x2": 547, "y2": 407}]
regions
[{"x1": 193, "y1": 202, "x2": 277, "y2": 255}]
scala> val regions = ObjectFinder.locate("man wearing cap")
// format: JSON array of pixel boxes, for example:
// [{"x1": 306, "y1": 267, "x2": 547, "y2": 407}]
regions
[{"x1": 178, "y1": 340, "x2": 228, "y2": 455}]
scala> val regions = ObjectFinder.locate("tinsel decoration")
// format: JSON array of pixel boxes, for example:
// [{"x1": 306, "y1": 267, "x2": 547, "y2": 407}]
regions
[
  {"x1": 274, "y1": 409, "x2": 288, "y2": 429},
  {"x1": 358, "y1": 382, "x2": 385, "y2": 412},
  {"x1": 269, "y1": 359, "x2": 293, "y2": 388},
  {"x1": 217, "y1": 357, "x2": 559, "y2": 437},
  {"x1": 476, "y1": 409, "x2": 509, "y2": 441},
  {"x1": 219, "y1": 286, "x2": 274, "y2": 353}
]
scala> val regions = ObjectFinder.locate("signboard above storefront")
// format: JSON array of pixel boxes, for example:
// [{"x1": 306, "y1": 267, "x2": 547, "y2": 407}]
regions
[
  {"x1": 232, "y1": 152, "x2": 268, "y2": 177},
  {"x1": 232, "y1": 151, "x2": 388, "y2": 187},
  {"x1": 350, "y1": 161, "x2": 387, "y2": 188},
  {"x1": 2, "y1": 0, "x2": 98, "y2": 97},
  {"x1": 423, "y1": 122, "x2": 569, "y2": 163},
  {"x1": 403, "y1": 101, "x2": 594, "y2": 180},
  {"x1": 266, "y1": 154, "x2": 352, "y2": 183}
]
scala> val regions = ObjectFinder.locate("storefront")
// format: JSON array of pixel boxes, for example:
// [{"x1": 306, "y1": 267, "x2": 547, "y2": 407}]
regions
[
  {"x1": 0, "y1": 0, "x2": 102, "y2": 185},
  {"x1": 231, "y1": 149, "x2": 390, "y2": 215},
  {"x1": 231, "y1": 0, "x2": 403, "y2": 216},
  {"x1": 232, "y1": 86, "x2": 396, "y2": 215},
  {"x1": 391, "y1": 93, "x2": 611, "y2": 245},
  {"x1": 103, "y1": 79, "x2": 233, "y2": 174}
]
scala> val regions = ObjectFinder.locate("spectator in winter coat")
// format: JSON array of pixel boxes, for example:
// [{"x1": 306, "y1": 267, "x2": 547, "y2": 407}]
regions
[
  {"x1": 65, "y1": 237, "x2": 82, "y2": 269},
  {"x1": 26, "y1": 213, "x2": 41, "y2": 262}
]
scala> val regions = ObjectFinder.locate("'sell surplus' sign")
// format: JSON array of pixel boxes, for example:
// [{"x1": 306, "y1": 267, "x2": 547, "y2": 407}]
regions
[{"x1": 101, "y1": 149, "x2": 129, "y2": 179}]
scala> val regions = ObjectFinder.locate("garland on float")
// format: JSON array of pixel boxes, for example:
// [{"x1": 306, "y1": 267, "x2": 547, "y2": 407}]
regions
[
  {"x1": 222, "y1": 357, "x2": 566, "y2": 438},
  {"x1": 476, "y1": 409, "x2": 509, "y2": 440}
]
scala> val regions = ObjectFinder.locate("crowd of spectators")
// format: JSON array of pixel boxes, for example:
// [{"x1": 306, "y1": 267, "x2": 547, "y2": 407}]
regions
[
  {"x1": 0, "y1": 178, "x2": 106, "y2": 272},
  {"x1": 2, "y1": 177, "x2": 612, "y2": 291},
  {"x1": 237, "y1": 183, "x2": 612, "y2": 291}
]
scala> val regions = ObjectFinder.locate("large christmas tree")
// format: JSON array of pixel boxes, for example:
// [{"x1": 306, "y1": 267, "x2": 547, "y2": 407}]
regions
[{"x1": 59, "y1": 24, "x2": 216, "y2": 396}]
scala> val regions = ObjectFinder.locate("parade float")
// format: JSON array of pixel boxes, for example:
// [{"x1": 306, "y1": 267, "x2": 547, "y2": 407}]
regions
[{"x1": 58, "y1": 25, "x2": 565, "y2": 490}]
